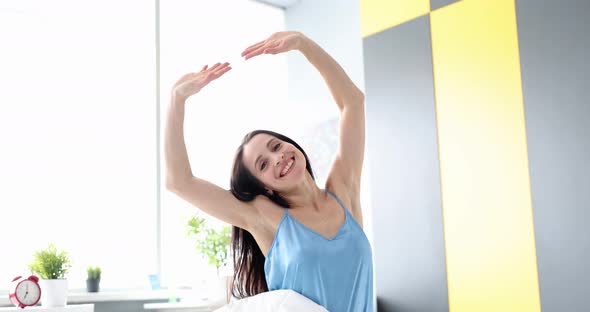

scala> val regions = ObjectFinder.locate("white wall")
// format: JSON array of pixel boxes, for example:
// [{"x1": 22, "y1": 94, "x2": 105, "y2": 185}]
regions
[{"x1": 285, "y1": 0, "x2": 365, "y2": 125}]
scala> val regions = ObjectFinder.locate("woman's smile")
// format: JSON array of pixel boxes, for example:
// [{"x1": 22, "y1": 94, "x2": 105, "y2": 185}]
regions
[{"x1": 280, "y1": 156, "x2": 295, "y2": 178}]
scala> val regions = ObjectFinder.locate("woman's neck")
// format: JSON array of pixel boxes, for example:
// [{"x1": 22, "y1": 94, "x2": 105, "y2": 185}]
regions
[{"x1": 282, "y1": 172, "x2": 325, "y2": 210}]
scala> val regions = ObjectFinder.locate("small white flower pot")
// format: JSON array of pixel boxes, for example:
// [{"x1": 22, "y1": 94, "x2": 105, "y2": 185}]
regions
[{"x1": 39, "y1": 279, "x2": 68, "y2": 307}]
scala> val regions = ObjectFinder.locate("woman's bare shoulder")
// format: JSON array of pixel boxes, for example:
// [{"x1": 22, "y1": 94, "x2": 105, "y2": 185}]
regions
[{"x1": 250, "y1": 195, "x2": 288, "y2": 256}]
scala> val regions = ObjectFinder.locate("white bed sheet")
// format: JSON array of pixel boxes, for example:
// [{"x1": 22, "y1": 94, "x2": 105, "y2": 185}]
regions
[{"x1": 214, "y1": 289, "x2": 329, "y2": 312}]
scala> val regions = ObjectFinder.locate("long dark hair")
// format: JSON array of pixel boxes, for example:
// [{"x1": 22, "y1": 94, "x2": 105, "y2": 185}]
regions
[{"x1": 229, "y1": 130, "x2": 315, "y2": 299}]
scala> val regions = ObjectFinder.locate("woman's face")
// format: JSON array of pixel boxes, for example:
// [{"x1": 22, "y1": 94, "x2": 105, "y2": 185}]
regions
[{"x1": 242, "y1": 133, "x2": 305, "y2": 193}]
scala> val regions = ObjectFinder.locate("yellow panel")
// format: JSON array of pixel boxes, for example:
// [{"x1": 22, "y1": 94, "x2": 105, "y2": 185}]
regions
[
  {"x1": 430, "y1": 1, "x2": 541, "y2": 311},
  {"x1": 360, "y1": 0, "x2": 430, "y2": 38}
]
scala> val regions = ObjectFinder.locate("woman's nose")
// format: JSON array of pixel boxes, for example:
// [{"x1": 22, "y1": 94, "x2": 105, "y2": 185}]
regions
[{"x1": 275, "y1": 153, "x2": 284, "y2": 166}]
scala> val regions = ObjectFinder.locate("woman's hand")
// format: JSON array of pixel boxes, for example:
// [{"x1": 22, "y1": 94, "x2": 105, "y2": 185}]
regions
[
  {"x1": 172, "y1": 62, "x2": 232, "y2": 101},
  {"x1": 241, "y1": 31, "x2": 306, "y2": 60}
]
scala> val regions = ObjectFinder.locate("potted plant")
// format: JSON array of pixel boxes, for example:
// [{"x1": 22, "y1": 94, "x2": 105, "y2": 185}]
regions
[
  {"x1": 28, "y1": 244, "x2": 72, "y2": 307},
  {"x1": 86, "y1": 266, "x2": 101, "y2": 292},
  {"x1": 186, "y1": 215, "x2": 231, "y2": 301}
]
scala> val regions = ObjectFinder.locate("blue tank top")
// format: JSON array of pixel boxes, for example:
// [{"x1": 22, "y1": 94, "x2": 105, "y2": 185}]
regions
[{"x1": 264, "y1": 189, "x2": 374, "y2": 312}]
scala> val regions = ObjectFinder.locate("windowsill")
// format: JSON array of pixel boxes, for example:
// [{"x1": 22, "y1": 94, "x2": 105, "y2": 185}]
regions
[
  {"x1": 0, "y1": 289, "x2": 206, "y2": 307},
  {"x1": 143, "y1": 298, "x2": 227, "y2": 311}
]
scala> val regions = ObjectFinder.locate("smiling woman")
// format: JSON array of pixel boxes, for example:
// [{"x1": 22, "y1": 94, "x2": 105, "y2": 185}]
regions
[
  {"x1": 165, "y1": 30, "x2": 372, "y2": 312},
  {"x1": 245, "y1": 134, "x2": 304, "y2": 183}
]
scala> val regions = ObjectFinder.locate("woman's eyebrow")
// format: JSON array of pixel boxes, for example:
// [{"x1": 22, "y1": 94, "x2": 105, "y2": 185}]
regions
[{"x1": 255, "y1": 138, "x2": 276, "y2": 168}]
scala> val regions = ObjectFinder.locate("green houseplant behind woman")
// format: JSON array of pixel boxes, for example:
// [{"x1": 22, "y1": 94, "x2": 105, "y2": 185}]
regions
[{"x1": 28, "y1": 244, "x2": 72, "y2": 307}]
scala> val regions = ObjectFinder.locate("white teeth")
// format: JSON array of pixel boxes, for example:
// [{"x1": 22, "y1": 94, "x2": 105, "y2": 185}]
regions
[{"x1": 281, "y1": 159, "x2": 294, "y2": 176}]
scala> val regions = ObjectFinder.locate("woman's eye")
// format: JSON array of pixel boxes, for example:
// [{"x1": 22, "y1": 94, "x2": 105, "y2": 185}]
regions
[
  {"x1": 274, "y1": 143, "x2": 281, "y2": 151},
  {"x1": 261, "y1": 161, "x2": 267, "y2": 170}
]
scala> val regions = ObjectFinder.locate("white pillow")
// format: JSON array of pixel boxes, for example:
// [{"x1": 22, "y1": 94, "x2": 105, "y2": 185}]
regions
[{"x1": 214, "y1": 289, "x2": 329, "y2": 312}]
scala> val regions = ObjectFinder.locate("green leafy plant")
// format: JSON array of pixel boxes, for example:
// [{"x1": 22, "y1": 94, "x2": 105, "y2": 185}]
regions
[
  {"x1": 87, "y1": 266, "x2": 101, "y2": 280},
  {"x1": 185, "y1": 215, "x2": 231, "y2": 274},
  {"x1": 28, "y1": 244, "x2": 72, "y2": 280}
]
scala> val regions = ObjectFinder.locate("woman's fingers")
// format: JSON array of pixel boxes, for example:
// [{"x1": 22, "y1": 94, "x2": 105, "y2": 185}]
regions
[
  {"x1": 213, "y1": 65, "x2": 232, "y2": 78},
  {"x1": 172, "y1": 62, "x2": 231, "y2": 99},
  {"x1": 208, "y1": 62, "x2": 229, "y2": 75},
  {"x1": 201, "y1": 63, "x2": 231, "y2": 83},
  {"x1": 214, "y1": 62, "x2": 230, "y2": 73},
  {"x1": 175, "y1": 62, "x2": 230, "y2": 87},
  {"x1": 211, "y1": 63, "x2": 231, "y2": 76},
  {"x1": 208, "y1": 62, "x2": 223, "y2": 72},
  {"x1": 243, "y1": 38, "x2": 288, "y2": 59},
  {"x1": 244, "y1": 43, "x2": 271, "y2": 60},
  {"x1": 241, "y1": 40, "x2": 266, "y2": 56}
]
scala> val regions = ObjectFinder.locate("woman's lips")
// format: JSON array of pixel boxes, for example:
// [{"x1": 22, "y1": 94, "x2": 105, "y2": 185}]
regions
[{"x1": 280, "y1": 156, "x2": 295, "y2": 178}]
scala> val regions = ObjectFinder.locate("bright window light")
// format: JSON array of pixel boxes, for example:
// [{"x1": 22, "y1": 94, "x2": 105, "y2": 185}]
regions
[
  {"x1": 0, "y1": 0, "x2": 289, "y2": 293},
  {"x1": 0, "y1": 0, "x2": 156, "y2": 291}
]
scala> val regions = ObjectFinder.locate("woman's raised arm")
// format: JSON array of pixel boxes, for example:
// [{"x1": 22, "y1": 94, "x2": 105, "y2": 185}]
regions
[
  {"x1": 165, "y1": 63, "x2": 231, "y2": 187},
  {"x1": 242, "y1": 32, "x2": 365, "y2": 198},
  {"x1": 164, "y1": 63, "x2": 266, "y2": 230}
]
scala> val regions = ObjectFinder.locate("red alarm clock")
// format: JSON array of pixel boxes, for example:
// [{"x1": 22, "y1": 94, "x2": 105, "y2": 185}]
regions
[{"x1": 9, "y1": 275, "x2": 42, "y2": 308}]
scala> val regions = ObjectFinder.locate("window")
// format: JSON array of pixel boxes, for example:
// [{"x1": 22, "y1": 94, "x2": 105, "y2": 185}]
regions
[
  {"x1": 0, "y1": 0, "x2": 156, "y2": 290},
  {"x1": 1, "y1": 0, "x2": 313, "y2": 293}
]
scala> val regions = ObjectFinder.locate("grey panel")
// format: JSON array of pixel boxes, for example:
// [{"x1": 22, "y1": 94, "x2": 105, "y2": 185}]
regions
[
  {"x1": 363, "y1": 15, "x2": 448, "y2": 312},
  {"x1": 430, "y1": 0, "x2": 461, "y2": 11},
  {"x1": 516, "y1": 1, "x2": 590, "y2": 311}
]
